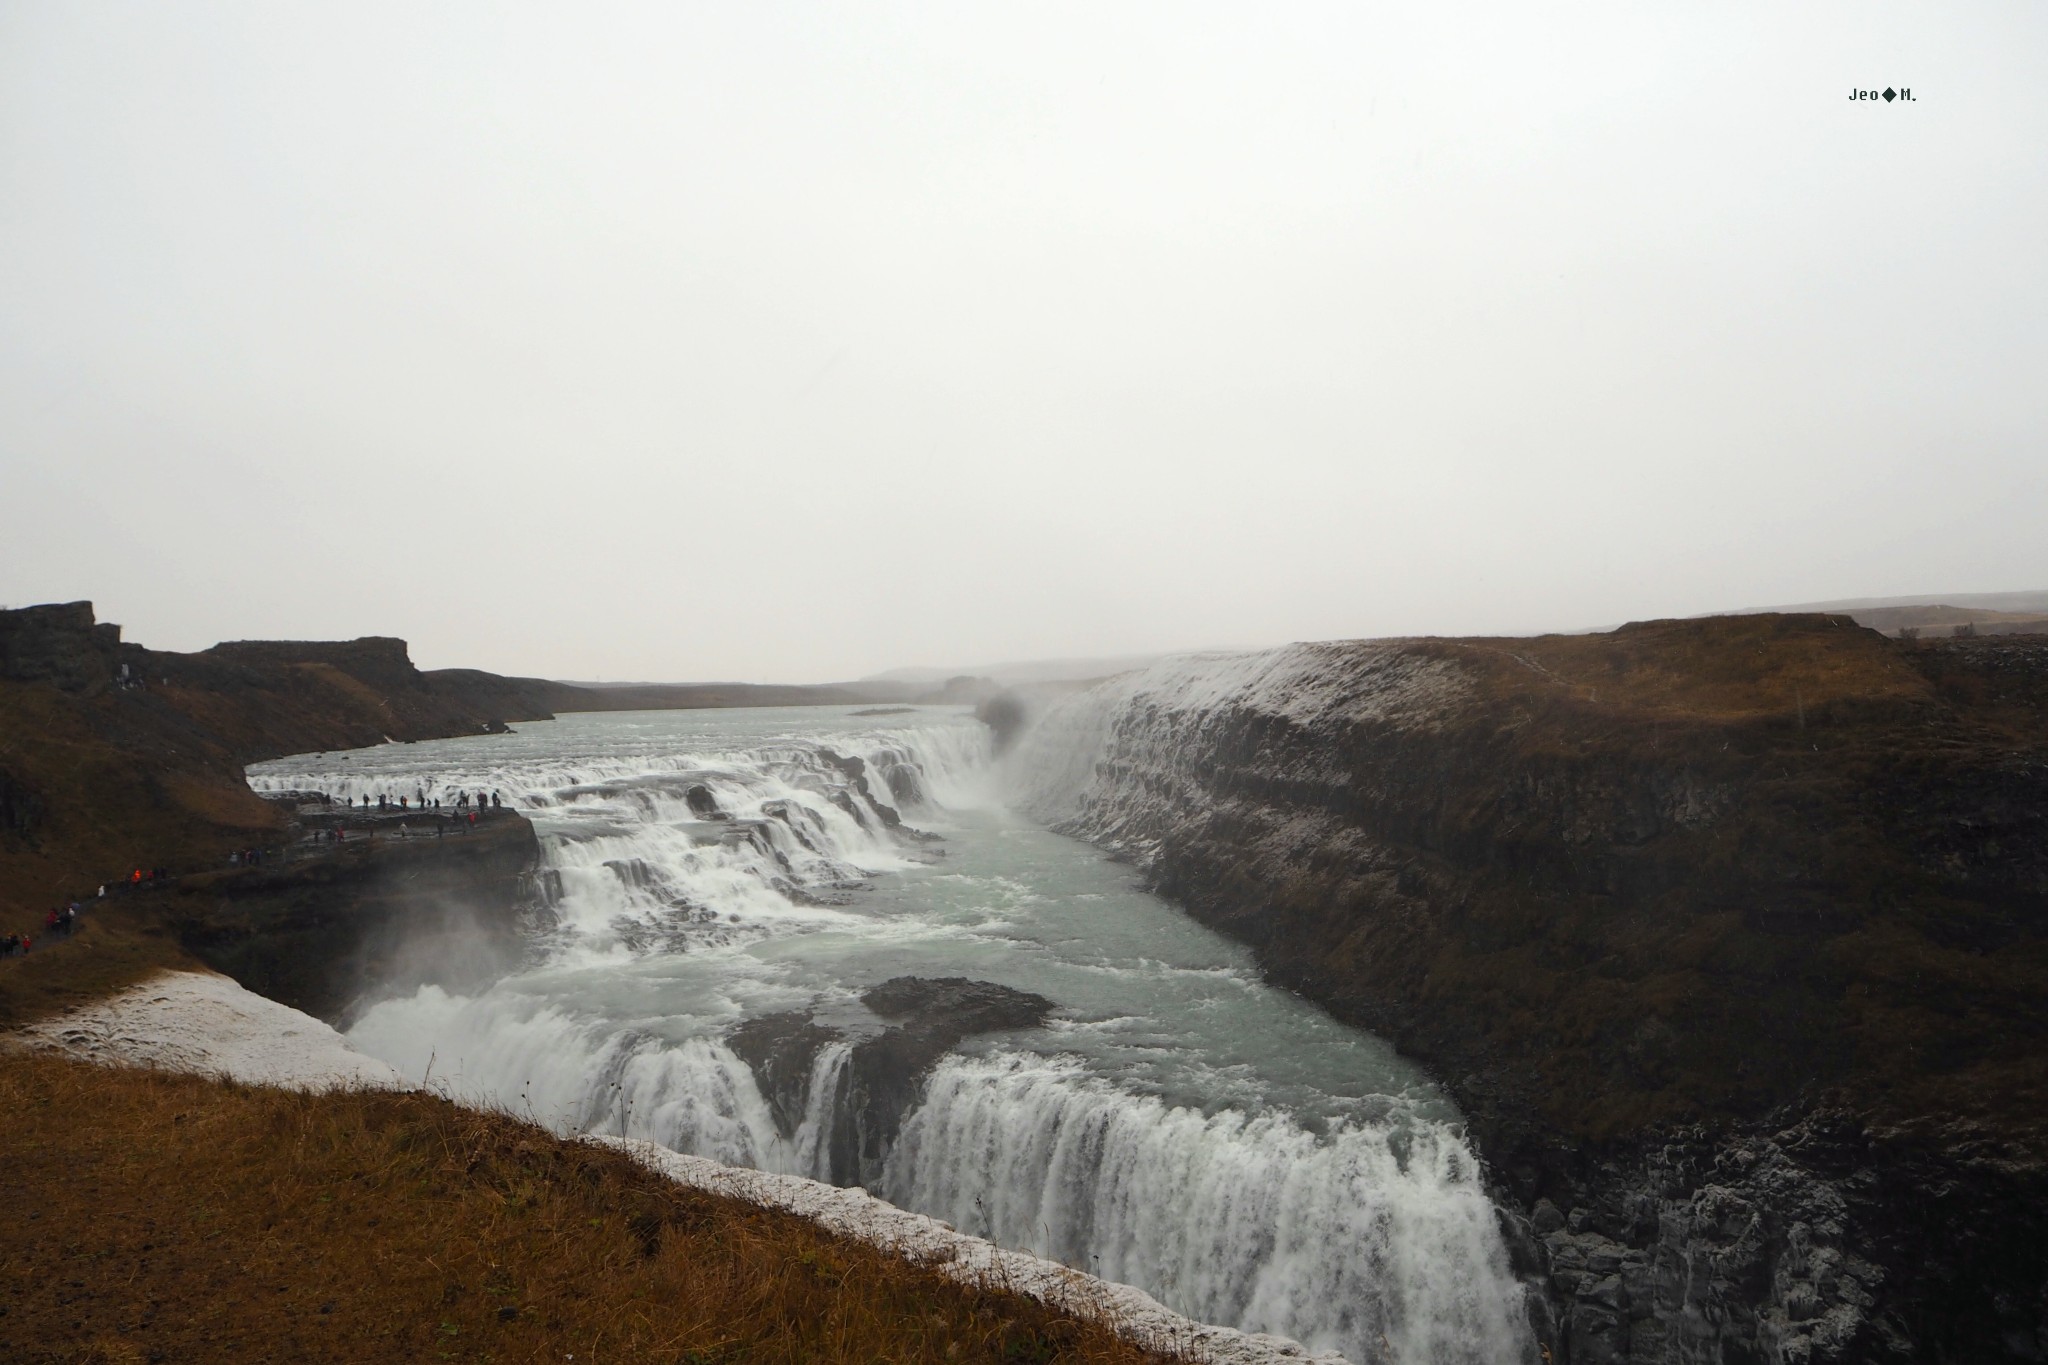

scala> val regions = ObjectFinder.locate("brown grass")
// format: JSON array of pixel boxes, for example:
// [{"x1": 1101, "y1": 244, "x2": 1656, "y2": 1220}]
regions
[
  {"x1": 1423, "y1": 612, "x2": 1935, "y2": 721},
  {"x1": 0, "y1": 683, "x2": 282, "y2": 937},
  {"x1": 0, "y1": 1051, "x2": 1175, "y2": 1365}
]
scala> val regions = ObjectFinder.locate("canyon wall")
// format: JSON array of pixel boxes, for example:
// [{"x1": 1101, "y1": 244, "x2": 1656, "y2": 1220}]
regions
[
  {"x1": 1003, "y1": 615, "x2": 2048, "y2": 1364},
  {"x1": 0, "y1": 603, "x2": 553, "y2": 1018}
]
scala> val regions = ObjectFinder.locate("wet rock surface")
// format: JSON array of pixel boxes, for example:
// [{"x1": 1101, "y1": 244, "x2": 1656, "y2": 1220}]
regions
[
  {"x1": 1504, "y1": 1109, "x2": 2048, "y2": 1364},
  {"x1": 730, "y1": 976, "x2": 1055, "y2": 1187},
  {"x1": 819, "y1": 749, "x2": 904, "y2": 828}
]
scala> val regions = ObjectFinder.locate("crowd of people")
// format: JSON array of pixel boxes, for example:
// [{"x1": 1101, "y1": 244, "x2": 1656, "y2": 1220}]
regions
[
  {"x1": 2, "y1": 789, "x2": 517, "y2": 965},
  {"x1": 4, "y1": 902, "x2": 81, "y2": 956},
  {"x1": 345, "y1": 788, "x2": 504, "y2": 814}
]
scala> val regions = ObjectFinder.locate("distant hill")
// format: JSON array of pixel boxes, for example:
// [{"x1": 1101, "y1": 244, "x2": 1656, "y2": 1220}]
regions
[
  {"x1": 866, "y1": 654, "x2": 1174, "y2": 687},
  {"x1": 542, "y1": 675, "x2": 999, "y2": 712},
  {"x1": 1749, "y1": 590, "x2": 2048, "y2": 615},
  {"x1": 1732, "y1": 591, "x2": 2048, "y2": 639}
]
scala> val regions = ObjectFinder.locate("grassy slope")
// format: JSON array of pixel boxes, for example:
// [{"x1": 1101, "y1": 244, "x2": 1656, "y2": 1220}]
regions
[
  {"x1": 0, "y1": 678, "x2": 282, "y2": 955},
  {"x1": 0, "y1": 1050, "x2": 1166, "y2": 1365}
]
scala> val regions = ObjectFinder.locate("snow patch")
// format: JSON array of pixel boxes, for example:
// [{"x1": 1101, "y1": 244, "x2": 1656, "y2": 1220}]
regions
[
  {"x1": 12, "y1": 969, "x2": 406, "y2": 1090},
  {"x1": 594, "y1": 1135, "x2": 1348, "y2": 1365}
]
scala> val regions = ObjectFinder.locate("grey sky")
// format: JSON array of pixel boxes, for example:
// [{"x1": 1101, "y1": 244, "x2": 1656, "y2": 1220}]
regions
[{"x1": 3, "y1": 3, "x2": 2043, "y2": 681}]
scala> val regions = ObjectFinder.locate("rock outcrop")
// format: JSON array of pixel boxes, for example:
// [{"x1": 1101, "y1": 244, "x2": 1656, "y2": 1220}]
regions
[
  {"x1": 0, "y1": 601, "x2": 125, "y2": 694},
  {"x1": 1001, "y1": 616, "x2": 2048, "y2": 1364},
  {"x1": 168, "y1": 809, "x2": 544, "y2": 1024},
  {"x1": 0, "y1": 602, "x2": 569, "y2": 1010},
  {"x1": 728, "y1": 976, "x2": 1055, "y2": 1188}
]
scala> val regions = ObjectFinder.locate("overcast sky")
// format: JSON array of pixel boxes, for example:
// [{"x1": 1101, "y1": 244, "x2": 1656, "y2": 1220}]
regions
[{"x1": 3, "y1": 3, "x2": 2043, "y2": 681}]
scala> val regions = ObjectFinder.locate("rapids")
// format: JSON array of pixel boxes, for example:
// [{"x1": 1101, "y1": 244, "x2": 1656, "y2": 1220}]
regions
[{"x1": 248, "y1": 703, "x2": 1536, "y2": 1364}]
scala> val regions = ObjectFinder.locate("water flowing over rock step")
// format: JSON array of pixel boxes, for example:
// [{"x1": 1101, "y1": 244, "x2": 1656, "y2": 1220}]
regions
[
  {"x1": 598, "y1": 1134, "x2": 1351, "y2": 1365},
  {"x1": 729, "y1": 976, "x2": 1056, "y2": 1187}
]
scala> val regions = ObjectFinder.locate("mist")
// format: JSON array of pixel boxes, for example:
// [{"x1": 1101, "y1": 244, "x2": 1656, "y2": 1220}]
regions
[{"x1": 3, "y1": 2, "x2": 2043, "y2": 681}]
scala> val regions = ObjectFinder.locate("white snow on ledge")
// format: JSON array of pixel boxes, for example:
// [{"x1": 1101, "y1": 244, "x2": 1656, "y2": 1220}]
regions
[
  {"x1": 11, "y1": 968, "x2": 407, "y2": 1091},
  {"x1": 594, "y1": 1135, "x2": 1347, "y2": 1365},
  {"x1": 14, "y1": 969, "x2": 1347, "y2": 1365}
]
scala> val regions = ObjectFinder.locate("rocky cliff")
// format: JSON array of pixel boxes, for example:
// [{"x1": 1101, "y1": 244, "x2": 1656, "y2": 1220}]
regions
[
  {"x1": 1001, "y1": 615, "x2": 2048, "y2": 1364},
  {"x1": 167, "y1": 808, "x2": 543, "y2": 1024},
  {"x1": 0, "y1": 602, "x2": 561, "y2": 918}
]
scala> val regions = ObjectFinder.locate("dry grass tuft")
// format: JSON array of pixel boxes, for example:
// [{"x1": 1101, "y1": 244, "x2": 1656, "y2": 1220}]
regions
[{"x1": 0, "y1": 1052, "x2": 1176, "y2": 1365}]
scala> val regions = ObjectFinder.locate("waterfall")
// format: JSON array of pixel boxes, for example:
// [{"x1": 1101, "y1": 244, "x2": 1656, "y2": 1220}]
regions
[
  {"x1": 888, "y1": 1052, "x2": 1531, "y2": 1365},
  {"x1": 251, "y1": 717, "x2": 994, "y2": 955},
  {"x1": 250, "y1": 702, "x2": 1537, "y2": 1364}
]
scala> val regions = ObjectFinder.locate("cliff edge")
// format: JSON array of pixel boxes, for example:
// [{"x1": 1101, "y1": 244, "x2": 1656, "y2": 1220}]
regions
[{"x1": 1005, "y1": 613, "x2": 2048, "y2": 1364}]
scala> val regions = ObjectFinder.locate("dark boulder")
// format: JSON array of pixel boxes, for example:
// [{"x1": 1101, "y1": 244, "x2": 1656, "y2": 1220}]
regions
[
  {"x1": 818, "y1": 748, "x2": 904, "y2": 827},
  {"x1": 683, "y1": 784, "x2": 730, "y2": 820},
  {"x1": 725, "y1": 976, "x2": 1055, "y2": 1188},
  {"x1": 826, "y1": 977, "x2": 1054, "y2": 1185},
  {"x1": 727, "y1": 1011, "x2": 841, "y2": 1138}
]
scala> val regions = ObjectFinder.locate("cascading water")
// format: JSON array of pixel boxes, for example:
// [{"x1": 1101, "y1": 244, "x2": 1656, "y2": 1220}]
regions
[{"x1": 249, "y1": 699, "x2": 1536, "y2": 1364}]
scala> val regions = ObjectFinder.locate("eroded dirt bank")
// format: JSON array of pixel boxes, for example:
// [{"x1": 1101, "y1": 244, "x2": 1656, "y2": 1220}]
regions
[{"x1": 1003, "y1": 614, "x2": 2048, "y2": 1364}]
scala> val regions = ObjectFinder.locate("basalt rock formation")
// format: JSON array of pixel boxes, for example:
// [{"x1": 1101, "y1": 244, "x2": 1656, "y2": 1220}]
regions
[
  {"x1": 167, "y1": 806, "x2": 544, "y2": 1024},
  {"x1": 729, "y1": 976, "x2": 1054, "y2": 1188},
  {"x1": 1002, "y1": 615, "x2": 2048, "y2": 1364}
]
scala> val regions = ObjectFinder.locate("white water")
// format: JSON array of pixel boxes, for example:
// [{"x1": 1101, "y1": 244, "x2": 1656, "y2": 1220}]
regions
[{"x1": 249, "y1": 700, "x2": 1534, "y2": 1364}]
